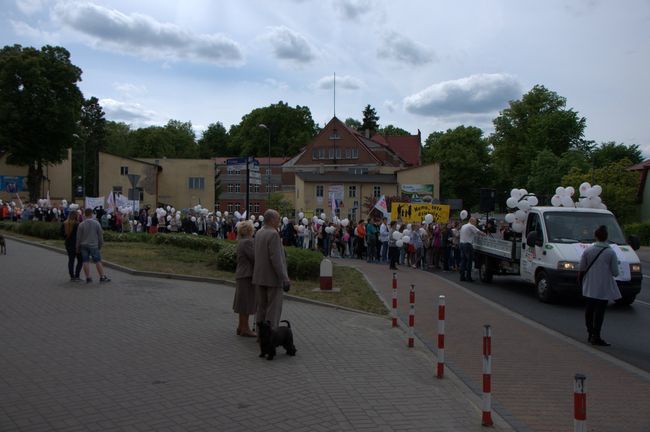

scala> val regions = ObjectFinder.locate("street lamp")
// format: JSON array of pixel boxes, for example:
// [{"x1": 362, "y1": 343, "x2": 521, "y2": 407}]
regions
[{"x1": 258, "y1": 124, "x2": 271, "y2": 204}]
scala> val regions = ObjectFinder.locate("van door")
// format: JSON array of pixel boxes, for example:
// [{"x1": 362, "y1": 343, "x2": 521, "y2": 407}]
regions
[{"x1": 521, "y1": 213, "x2": 543, "y2": 282}]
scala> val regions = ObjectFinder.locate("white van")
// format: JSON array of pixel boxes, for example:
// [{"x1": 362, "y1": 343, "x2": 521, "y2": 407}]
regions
[{"x1": 473, "y1": 207, "x2": 643, "y2": 304}]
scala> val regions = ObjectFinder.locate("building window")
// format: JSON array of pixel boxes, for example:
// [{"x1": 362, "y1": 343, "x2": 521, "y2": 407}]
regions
[
  {"x1": 348, "y1": 185, "x2": 356, "y2": 198},
  {"x1": 128, "y1": 187, "x2": 143, "y2": 201},
  {"x1": 227, "y1": 184, "x2": 234, "y2": 192},
  {"x1": 328, "y1": 148, "x2": 335, "y2": 159},
  {"x1": 235, "y1": 183, "x2": 240, "y2": 193},
  {"x1": 266, "y1": 168, "x2": 272, "y2": 175},
  {"x1": 316, "y1": 185, "x2": 323, "y2": 197},
  {"x1": 373, "y1": 186, "x2": 381, "y2": 198},
  {"x1": 345, "y1": 148, "x2": 351, "y2": 159},
  {"x1": 351, "y1": 148, "x2": 359, "y2": 159},
  {"x1": 315, "y1": 208, "x2": 324, "y2": 217},
  {"x1": 189, "y1": 177, "x2": 205, "y2": 190},
  {"x1": 349, "y1": 167, "x2": 368, "y2": 175},
  {"x1": 120, "y1": 166, "x2": 128, "y2": 175},
  {"x1": 227, "y1": 166, "x2": 241, "y2": 175},
  {"x1": 253, "y1": 203, "x2": 260, "y2": 213},
  {"x1": 249, "y1": 184, "x2": 260, "y2": 192},
  {"x1": 318, "y1": 148, "x2": 325, "y2": 159},
  {"x1": 234, "y1": 203, "x2": 241, "y2": 212},
  {"x1": 312, "y1": 148, "x2": 319, "y2": 160},
  {"x1": 335, "y1": 148, "x2": 341, "y2": 159},
  {"x1": 112, "y1": 186, "x2": 123, "y2": 193},
  {"x1": 227, "y1": 203, "x2": 234, "y2": 212},
  {"x1": 265, "y1": 184, "x2": 271, "y2": 192}
]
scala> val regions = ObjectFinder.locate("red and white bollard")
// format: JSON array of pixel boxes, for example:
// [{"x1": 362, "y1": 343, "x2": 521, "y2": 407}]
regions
[
  {"x1": 391, "y1": 273, "x2": 398, "y2": 328},
  {"x1": 574, "y1": 374, "x2": 587, "y2": 432},
  {"x1": 319, "y1": 258, "x2": 333, "y2": 290},
  {"x1": 408, "y1": 284, "x2": 415, "y2": 348},
  {"x1": 437, "y1": 295, "x2": 445, "y2": 379},
  {"x1": 482, "y1": 324, "x2": 494, "y2": 427}
]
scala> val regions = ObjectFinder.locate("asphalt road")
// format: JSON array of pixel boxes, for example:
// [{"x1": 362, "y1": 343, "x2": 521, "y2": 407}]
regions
[{"x1": 433, "y1": 264, "x2": 650, "y2": 373}]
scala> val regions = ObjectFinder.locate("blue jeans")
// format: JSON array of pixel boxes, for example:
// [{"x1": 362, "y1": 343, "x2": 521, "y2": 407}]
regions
[
  {"x1": 380, "y1": 241, "x2": 389, "y2": 262},
  {"x1": 460, "y1": 243, "x2": 474, "y2": 280}
]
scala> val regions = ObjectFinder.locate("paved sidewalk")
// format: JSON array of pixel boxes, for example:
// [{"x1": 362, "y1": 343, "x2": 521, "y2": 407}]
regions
[
  {"x1": 347, "y1": 260, "x2": 650, "y2": 432},
  {"x1": 0, "y1": 239, "x2": 513, "y2": 432}
]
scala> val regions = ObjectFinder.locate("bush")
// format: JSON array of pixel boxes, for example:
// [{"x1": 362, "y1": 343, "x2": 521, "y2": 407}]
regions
[
  {"x1": 624, "y1": 222, "x2": 650, "y2": 246},
  {"x1": 285, "y1": 246, "x2": 321, "y2": 280},
  {"x1": 11, "y1": 221, "x2": 63, "y2": 239},
  {"x1": 103, "y1": 232, "x2": 151, "y2": 243},
  {"x1": 0, "y1": 221, "x2": 17, "y2": 232},
  {"x1": 151, "y1": 233, "x2": 223, "y2": 252},
  {"x1": 215, "y1": 243, "x2": 237, "y2": 272}
]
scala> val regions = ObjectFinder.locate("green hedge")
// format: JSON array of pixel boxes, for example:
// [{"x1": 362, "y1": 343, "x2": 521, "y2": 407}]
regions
[
  {"x1": 151, "y1": 233, "x2": 223, "y2": 252},
  {"x1": 0, "y1": 221, "x2": 61, "y2": 239},
  {"x1": 215, "y1": 243, "x2": 238, "y2": 272},
  {"x1": 103, "y1": 232, "x2": 152, "y2": 243},
  {"x1": 624, "y1": 222, "x2": 650, "y2": 246}
]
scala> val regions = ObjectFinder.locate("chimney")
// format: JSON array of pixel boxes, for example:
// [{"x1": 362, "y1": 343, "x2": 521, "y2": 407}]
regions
[{"x1": 365, "y1": 129, "x2": 370, "y2": 139}]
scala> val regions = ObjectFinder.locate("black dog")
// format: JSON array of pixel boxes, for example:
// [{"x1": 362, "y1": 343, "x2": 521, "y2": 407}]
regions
[
  {"x1": 0, "y1": 234, "x2": 5, "y2": 255},
  {"x1": 258, "y1": 320, "x2": 297, "y2": 360}
]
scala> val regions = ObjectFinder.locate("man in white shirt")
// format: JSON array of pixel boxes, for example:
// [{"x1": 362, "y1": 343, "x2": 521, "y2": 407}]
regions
[
  {"x1": 379, "y1": 217, "x2": 389, "y2": 263},
  {"x1": 459, "y1": 217, "x2": 485, "y2": 282}
]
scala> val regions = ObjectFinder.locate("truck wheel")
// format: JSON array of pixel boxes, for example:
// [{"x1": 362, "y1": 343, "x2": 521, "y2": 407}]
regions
[
  {"x1": 479, "y1": 259, "x2": 493, "y2": 283},
  {"x1": 535, "y1": 271, "x2": 555, "y2": 303},
  {"x1": 615, "y1": 295, "x2": 636, "y2": 306}
]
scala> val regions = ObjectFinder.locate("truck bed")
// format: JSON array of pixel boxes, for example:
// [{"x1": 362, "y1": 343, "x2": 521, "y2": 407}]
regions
[{"x1": 473, "y1": 236, "x2": 521, "y2": 261}]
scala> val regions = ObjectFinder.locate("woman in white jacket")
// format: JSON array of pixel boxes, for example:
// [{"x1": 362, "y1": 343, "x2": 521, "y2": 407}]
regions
[{"x1": 579, "y1": 225, "x2": 621, "y2": 347}]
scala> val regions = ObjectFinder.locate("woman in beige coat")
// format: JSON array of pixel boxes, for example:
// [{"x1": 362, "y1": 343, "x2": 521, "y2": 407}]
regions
[{"x1": 233, "y1": 220, "x2": 257, "y2": 337}]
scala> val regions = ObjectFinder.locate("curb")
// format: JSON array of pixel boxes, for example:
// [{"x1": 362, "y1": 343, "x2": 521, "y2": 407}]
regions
[{"x1": 3, "y1": 234, "x2": 387, "y2": 318}]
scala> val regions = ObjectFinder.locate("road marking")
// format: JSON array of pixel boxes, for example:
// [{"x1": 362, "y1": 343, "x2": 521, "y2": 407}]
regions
[
  {"x1": 643, "y1": 274, "x2": 650, "y2": 278},
  {"x1": 636, "y1": 299, "x2": 650, "y2": 307}
]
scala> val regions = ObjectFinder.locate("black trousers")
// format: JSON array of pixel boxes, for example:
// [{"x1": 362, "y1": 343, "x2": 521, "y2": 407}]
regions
[
  {"x1": 388, "y1": 246, "x2": 399, "y2": 269},
  {"x1": 585, "y1": 297, "x2": 608, "y2": 338},
  {"x1": 67, "y1": 249, "x2": 83, "y2": 278}
]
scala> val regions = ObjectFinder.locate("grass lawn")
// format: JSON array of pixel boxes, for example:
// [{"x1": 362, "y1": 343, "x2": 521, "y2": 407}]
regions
[{"x1": 2, "y1": 230, "x2": 387, "y2": 315}]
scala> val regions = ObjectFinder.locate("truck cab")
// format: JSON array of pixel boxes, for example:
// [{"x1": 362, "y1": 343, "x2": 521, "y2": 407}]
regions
[{"x1": 474, "y1": 207, "x2": 643, "y2": 304}]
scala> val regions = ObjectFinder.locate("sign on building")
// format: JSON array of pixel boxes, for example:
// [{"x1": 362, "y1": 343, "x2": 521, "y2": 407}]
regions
[
  {"x1": 391, "y1": 202, "x2": 450, "y2": 223},
  {"x1": 400, "y1": 184, "x2": 434, "y2": 203}
]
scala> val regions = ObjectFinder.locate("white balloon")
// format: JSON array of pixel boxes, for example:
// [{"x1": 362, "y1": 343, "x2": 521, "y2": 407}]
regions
[
  {"x1": 396, "y1": 240, "x2": 404, "y2": 248},
  {"x1": 341, "y1": 218, "x2": 350, "y2": 227},
  {"x1": 515, "y1": 209, "x2": 527, "y2": 221},
  {"x1": 250, "y1": 215, "x2": 256, "y2": 221},
  {"x1": 234, "y1": 211, "x2": 241, "y2": 219},
  {"x1": 551, "y1": 195, "x2": 562, "y2": 207},
  {"x1": 298, "y1": 212, "x2": 304, "y2": 219},
  {"x1": 519, "y1": 189, "x2": 528, "y2": 197},
  {"x1": 167, "y1": 225, "x2": 171, "y2": 230},
  {"x1": 321, "y1": 213, "x2": 326, "y2": 219},
  {"x1": 403, "y1": 229, "x2": 411, "y2": 236},
  {"x1": 223, "y1": 211, "x2": 229, "y2": 216},
  {"x1": 517, "y1": 200, "x2": 530, "y2": 211},
  {"x1": 297, "y1": 225, "x2": 305, "y2": 232},
  {"x1": 318, "y1": 219, "x2": 324, "y2": 225},
  {"x1": 592, "y1": 196, "x2": 602, "y2": 205},
  {"x1": 424, "y1": 214, "x2": 434, "y2": 223},
  {"x1": 191, "y1": 216, "x2": 197, "y2": 222},
  {"x1": 402, "y1": 235, "x2": 411, "y2": 244},
  {"x1": 527, "y1": 195, "x2": 539, "y2": 206},
  {"x1": 592, "y1": 185, "x2": 603, "y2": 196},
  {"x1": 407, "y1": 224, "x2": 412, "y2": 230},
  {"x1": 302, "y1": 218, "x2": 308, "y2": 225},
  {"x1": 106, "y1": 214, "x2": 111, "y2": 220},
  {"x1": 216, "y1": 211, "x2": 222, "y2": 217},
  {"x1": 419, "y1": 227, "x2": 426, "y2": 234},
  {"x1": 555, "y1": 186, "x2": 565, "y2": 196},
  {"x1": 166, "y1": 205, "x2": 171, "y2": 211},
  {"x1": 258, "y1": 216, "x2": 264, "y2": 222},
  {"x1": 392, "y1": 231, "x2": 402, "y2": 240},
  {"x1": 510, "y1": 188, "x2": 522, "y2": 199},
  {"x1": 312, "y1": 216, "x2": 318, "y2": 223},
  {"x1": 166, "y1": 215, "x2": 172, "y2": 221},
  {"x1": 282, "y1": 216, "x2": 289, "y2": 224},
  {"x1": 585, "y1": 187, "x2": 597, "y2": 198},
  {"x1": 561, "y1": 196, "x2": 574, "y2": 207},
  {"x1": 460, "y1": 210, "x2": 468, "y2": 220},
  {"x1": 505, "y1": 213, "x2": 515, "y2": 223},
  {"x1": 176, "y1": 214, "x2": 181, "y2": 220},
  {"x1": 599, "y1": 203, "x2": 607, "y2": 210},
  {"x1": 171, "y1": 207, "x2": 176, "y2": 213},
  {"x1": 579, "y1": 182, "x2": 591, "y2": 195},
  {"x1": 506, "y1": 197, "x2": 518, "y2": 209},
  {"x1": 512, "y1": 222, "x2": 525, "y2": 233},
  {"x1": 565, "y1": 186, "x2": 575, "y2": 197}
]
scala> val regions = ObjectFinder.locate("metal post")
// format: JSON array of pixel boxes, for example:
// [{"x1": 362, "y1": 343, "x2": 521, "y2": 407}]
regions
[
  {"x1": 482, "y1": 324, "x2": 493, "y2": 427},
  {"x1": 437, "y1": 295, "x2": 446, "y2": 379},
  {"x1": 574, "y1": 374, "x2": 587, "y2": 432},
  {"x1": 245, "y1": 157, "x2": 250, "y2": 218}
]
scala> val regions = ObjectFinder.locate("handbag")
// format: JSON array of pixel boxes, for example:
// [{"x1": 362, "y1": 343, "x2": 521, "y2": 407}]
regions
[{"x1": 577, "y1": 247, "x2": 607, "y2": 288}]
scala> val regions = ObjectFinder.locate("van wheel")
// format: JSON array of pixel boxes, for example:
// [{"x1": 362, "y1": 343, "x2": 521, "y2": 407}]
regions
[
  {"x1": 615, "y1": 295, "x2": 636, "y2": 306},
  {"x1": 535, "y1": 271, "x2": 555, "y2": 303},
  {"x1": 479, "y1": 259, "x2": 493, "y2": 283}
]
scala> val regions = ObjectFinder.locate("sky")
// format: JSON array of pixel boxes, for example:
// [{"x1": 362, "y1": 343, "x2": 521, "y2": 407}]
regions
[{"x1": 2, "y1": 0, "x2": 649, "y2": 154}]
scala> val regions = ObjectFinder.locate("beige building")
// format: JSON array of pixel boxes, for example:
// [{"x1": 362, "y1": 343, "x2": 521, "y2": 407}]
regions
[
  {"x1": 98, "y1": 152, "x2": 160, "y2": 209},
  {"x1": 0, "y1": 149, "x2": 72, "y2": 203}
]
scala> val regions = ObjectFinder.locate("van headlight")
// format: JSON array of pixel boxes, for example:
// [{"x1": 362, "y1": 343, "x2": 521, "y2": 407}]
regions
[
  {"x1": 558, "y1": 261, "x2": 578, "y2": 271},
  {"x1": 630, "y1": 263, "x2": 642, "y2": 273}
]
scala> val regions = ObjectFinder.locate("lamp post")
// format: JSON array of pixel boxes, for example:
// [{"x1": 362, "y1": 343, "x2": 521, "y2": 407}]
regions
[{"x1": 258, "y1": 124, "x2": 271, "y2": 205}]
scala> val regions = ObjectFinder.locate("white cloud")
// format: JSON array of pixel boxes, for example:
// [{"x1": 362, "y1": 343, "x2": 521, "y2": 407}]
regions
[
  {"x1": 316, "y1": 74, "x2": 363, "y2": 90},
  {"x1": 53, "y1": 1, "x2": 244, "y2": 67},
  {"x1": 383, "y1": 99, "x2": 398, "y2": 113},
  {"x1": 10, "y1": 20, "x2": 59, "y2": 42},
  {"x1": 264, "y1": 78, "x2": 289, "y2": 91},
  {"x1": 113, "y1": 82, "x2": 148, "y2": 97},
  {"x1": 334, "y1": 0, "x2": 373, "y2": 20},
  {"x1": 264, "y1": 26, "x2": 316, "y2": 63},
  {"x1": 100, "y1": 98, "x2": 158, "y2": 126},
  {"x1": 16, "y1": 0, "x2": 45, "y2": 15},
  {"x1": 378, "y1": 31, "x2": 435, "y2": 66},
  {"x1": 403, "y1": 73, "x2": 522, "y2": 116}
]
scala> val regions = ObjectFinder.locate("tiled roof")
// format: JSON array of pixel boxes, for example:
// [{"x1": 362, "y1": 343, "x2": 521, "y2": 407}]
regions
[
  {"x1": 371, "y1": 133, "x2": 421, "y2": 166},
  {"x1": 213, "y1": 156, "x2": 290, "y2": 165},
  {"x1": 295, "y1": 172, "x2": 396, "y2": 184}
]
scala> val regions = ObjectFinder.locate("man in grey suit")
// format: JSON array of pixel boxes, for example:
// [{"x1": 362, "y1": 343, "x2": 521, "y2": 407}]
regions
[{"x1": 253, "y1": 209, "x2": 291, "y2": 329}]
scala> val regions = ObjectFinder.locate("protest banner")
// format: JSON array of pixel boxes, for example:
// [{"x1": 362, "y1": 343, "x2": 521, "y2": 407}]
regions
[
  {"x1": 391, "y1": 202, "x2": 450, "y2": 223},
  {"x1": 84, "y1": 196, "x2": 105, "y2": 210}
]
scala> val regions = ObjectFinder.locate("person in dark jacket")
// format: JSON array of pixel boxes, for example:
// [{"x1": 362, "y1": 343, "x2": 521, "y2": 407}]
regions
[{"x1": 62, "y1": 210, "x2": 83, "y2": 281}]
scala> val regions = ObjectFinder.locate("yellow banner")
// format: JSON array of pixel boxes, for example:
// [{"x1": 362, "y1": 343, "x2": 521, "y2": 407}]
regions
[{"x1": 391, "y1": 202, "x2": 450, "y2": 224}]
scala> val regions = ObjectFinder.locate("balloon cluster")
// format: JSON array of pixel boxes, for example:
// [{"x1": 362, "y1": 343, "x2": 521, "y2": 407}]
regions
[
  {"x1": 504, "y1": 188, "x2": 539, "y2": 233},
  {"x1": 576, "y1": 183, "x2": 606, "y2": 210},
  {"x1": 549, "y1": 186, "x2": 576, "y2": 208}
]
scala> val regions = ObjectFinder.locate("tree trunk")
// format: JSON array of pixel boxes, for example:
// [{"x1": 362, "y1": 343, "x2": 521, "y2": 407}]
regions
[{"x1": 27, "y1": 162, "x2": 43, "y2": 203}]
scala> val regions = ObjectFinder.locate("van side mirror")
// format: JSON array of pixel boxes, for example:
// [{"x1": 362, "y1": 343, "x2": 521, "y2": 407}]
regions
[
  {"x1": 627, "y1": 235, "x2": 641, "y2": 251},
  {"x1": 526, "y1": 231, "x2": 543, "y2": 248}
]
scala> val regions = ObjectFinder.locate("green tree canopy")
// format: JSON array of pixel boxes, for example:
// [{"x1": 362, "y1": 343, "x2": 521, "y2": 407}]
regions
[
  {"x1": 104, "y1": 121, "x2": 132, "y2": 156},
  {"x1": 127, "y1": 119, "x2": 197, "y2": 158},
  {"x1": 379, "y1": 124, "x2": 411, "y2": 136},
  {"x1": 0, "y1": 44, "x2": 83, "y2": 201},
  {"x1": 228, "y1": 101, "x2": 317, "y2": 157},
  {"x1": 197, "y1": 122, "x2": 230, "y2": 158},
  {"x1": 491, "y1": 85, "x2": 586, "y2": 191},
  {"x1": 361, "y1": 104, "x2": 379, "y2": 134},
  {"x1": 562, "y1": 158, "x2": 639, "y2": 224},
  {"x1": 592, "y1": 141, "x2": 643, "y2": 168},
  {"x1": 344, "y1": 117, "x2": 361, "y2": 131},
  {"x1": 422, "y1": 126, "x2": 490, "y2": 209},
  {"x1": 76, "y1": 96, "x2": 107, "y2": 196}
]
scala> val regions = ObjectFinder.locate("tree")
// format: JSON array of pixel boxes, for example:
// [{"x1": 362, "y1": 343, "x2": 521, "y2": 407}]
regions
[
  {"x1": 104, "y1": 121, "x2": 132, "y2": 156},
  {"x1": 344, "y1": 117, "x2": 361, "y2": 131},
  {"x1": 422, "y1": 126, "x2": 491, "y2": 210},
  {"x1": 562, "y1": 158, "x2": 639, "y2": 224},
  {"x1": 491, "y1": 85, "x2": 586, "y2": 191},
  {"x1": 361, "y1": 104, "x2": 380, "y2": 134},
  {"x1": 592, "y1": 141, "x2": 643, "y2": 168},
  {"x1": 526, "y1": 149, "x2": 561, "y2": 200},
  {"x1": 268, "y1": 192, "x2": 294, "y2": 217},
  {"x1": 198, "y1": 122, "x2": 230, "y2": 158},
  {"x1": 0, "y1": 45, "x2": 83, "y2": 201},
  {"x1": 379, "y1": 124, "x2": 411, "y2": 136},
  {"x1": 128, "y1": 119, "x2": 197, "y2": 158},
  {"x1": 228, "y1": 101, "x2": 317, "y2": 158},
  {"x1": 74, "y1": 97, "x2": 107, "y2": 197}
]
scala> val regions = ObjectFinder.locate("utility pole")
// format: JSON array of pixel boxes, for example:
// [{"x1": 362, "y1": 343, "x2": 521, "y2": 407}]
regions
[{"x1": 245, "y1": 157, "x2": 250, "y2": 218}]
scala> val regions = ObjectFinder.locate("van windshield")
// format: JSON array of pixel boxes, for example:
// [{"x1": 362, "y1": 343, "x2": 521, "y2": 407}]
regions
[{"x1": 543, "y1": 212, "x2": 627, "y2": 245}]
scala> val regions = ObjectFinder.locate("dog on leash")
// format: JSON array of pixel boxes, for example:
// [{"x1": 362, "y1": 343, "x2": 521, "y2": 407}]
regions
[
  {"x1": 258, "y1": 320, "x2": 297, "y2": 360},
  {"x1": 0, "y1": 234, "x2": 6, "y2": 255}
]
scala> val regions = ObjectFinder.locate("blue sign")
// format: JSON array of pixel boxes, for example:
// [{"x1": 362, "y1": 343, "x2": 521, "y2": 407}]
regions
[
  {"x1": 0, "y1": 175, "x2": 27, "y2": 193},
  {"x1": 226, "y1": 157, "x2": 259, "y2": 166}
]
